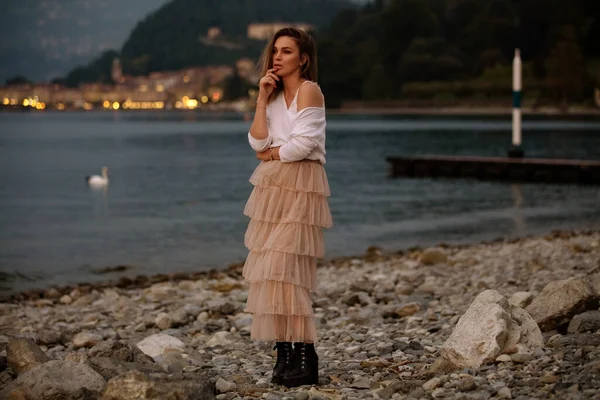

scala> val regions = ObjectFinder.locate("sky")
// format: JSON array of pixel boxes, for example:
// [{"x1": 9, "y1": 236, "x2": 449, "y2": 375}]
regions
[{"x1": 0, "y1": 0, "x2": 170, "y2": 82}]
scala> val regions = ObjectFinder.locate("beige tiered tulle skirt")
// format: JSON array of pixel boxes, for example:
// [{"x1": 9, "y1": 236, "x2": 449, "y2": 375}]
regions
[{"x1": 243, "y1": 159, "x2": 332, "y2": 343}]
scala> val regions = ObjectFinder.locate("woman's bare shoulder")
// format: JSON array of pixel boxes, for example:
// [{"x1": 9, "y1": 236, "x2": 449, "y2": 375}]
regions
[{"x1": 297, "y1": 81, "x2": 324, "y2": 110}]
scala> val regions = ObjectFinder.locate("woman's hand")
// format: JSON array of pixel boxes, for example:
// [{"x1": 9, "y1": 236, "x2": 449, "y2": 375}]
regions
[
  {"x1": 256, "y1": 147, "x2": 281, "y2": 161},
  {"x1": 256, "y1": 149, "x2": 271, "y2": 161},
  {"x1": 258, "y1": 68, "x2": 280, "y2": 99}
]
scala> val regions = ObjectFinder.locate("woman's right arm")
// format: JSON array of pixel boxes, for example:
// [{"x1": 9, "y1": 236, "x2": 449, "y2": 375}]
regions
[
  {"x1": 248, "y1": 94, "x2": 269, "y2": 144},
  {"x1": 248, "y1": 68, "x2": 280, "y2": 152}
]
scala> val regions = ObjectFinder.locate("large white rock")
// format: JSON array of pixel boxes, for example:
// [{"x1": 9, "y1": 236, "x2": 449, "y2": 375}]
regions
[
  {"x1": 504, "y1": 307, "x2": 544, "y2": 354},
  {"x1": 441, "y1": 290, "x2": 543, "y2": 369},
  {"x1": 136, "y1": 334, "x2": 186, "y2": 359}
]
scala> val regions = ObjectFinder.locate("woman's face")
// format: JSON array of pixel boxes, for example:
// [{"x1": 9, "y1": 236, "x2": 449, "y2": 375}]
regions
[{"x1": 272, "y1": 36, "x2": 304, "y2": 77}]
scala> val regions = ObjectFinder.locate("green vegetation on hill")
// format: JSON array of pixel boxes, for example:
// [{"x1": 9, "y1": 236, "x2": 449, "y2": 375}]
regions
[
  {"x1": 315, "y1": 0, "x2": 600, "y2": 107},
  {"x1": 121, "y1": 0, "x2": 349, "y2": 76},
  {"x1": 61, "y1": 50, "x2": 120, "y2": 88},
  {"x1": 59, "y1": 0, "x2": 350, "y2": 86}
]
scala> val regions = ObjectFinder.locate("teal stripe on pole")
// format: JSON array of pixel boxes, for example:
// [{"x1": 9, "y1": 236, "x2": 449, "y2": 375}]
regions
[{"x1": 512, "y1": 91, "x2": 521, "y2": 108}]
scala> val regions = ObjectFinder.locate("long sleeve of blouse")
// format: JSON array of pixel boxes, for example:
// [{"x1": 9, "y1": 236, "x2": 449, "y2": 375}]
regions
[{"x1": 248, "y1": 132, "x2": 272, "y2": 152}]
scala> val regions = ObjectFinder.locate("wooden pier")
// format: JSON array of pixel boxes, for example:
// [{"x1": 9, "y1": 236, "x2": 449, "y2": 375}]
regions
[{"x1": 386, "y1": 155, "x2": 600, "y2": 185}]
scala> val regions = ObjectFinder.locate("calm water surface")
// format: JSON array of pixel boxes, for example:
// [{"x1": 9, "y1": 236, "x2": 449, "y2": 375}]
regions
[{"x1": 1, "y1": 111, "x2": 599, "y2": 293}]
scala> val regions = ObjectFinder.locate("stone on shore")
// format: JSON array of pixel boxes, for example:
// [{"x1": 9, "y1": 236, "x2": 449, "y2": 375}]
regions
[
  {"x1": 88, "y1": 356, "x2": 163, "y2": 380},
  {"x1": 526, "y1": 278, "x2": 599, "y2": 331},
  {"x1": 205, "y1": 299, "x2": 238, "y2": 315},
  {"x1": 73, "y1": 332, "x2": 103, "y2": 348},
  {"x1": 440, "y1": 290, "x2": 543, "y2": 369},
  {"x1": 206, "y1": 331, "x2": 233, "y2": 347},
  {"x1": 88, "y1": 340, "x2": 155, "y2": 365},
  {"x1": 419, "y1": 248, "x2": 448, "y2": 265},
  {"x1": 508, "y1": 291, "x2": 533, "y2": 309},
  {"x1": 7, "y1": 338, "x2": 50, "y2": 375},
  {"x1": 154, "y1": 313, "x2": 173, "y2": 330},
  {"x1": 567, "y1": 310, "x2": 600, "y2": 333},
  {"x1": 215, "y1": 377, "x2": 237, "y2": 393},
  {"x1": 101, "y1": 370, "x2": 215, "y2": 400},
  {"x1": 0, "y1": 360, "x2": 106, "y2": 399},
  {"x1": 136, "y1": 334, "x2": 186, "y2": 360}
]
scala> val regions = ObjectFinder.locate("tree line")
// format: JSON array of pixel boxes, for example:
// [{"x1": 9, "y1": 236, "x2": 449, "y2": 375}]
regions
[{"x1": 314, "y1": 0, "x2": 600, "y2": 107}]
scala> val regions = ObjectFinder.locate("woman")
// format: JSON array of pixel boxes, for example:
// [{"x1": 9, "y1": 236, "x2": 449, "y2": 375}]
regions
[{"x1": 243, "y1": 27, "x2": 332, "y2": 388}]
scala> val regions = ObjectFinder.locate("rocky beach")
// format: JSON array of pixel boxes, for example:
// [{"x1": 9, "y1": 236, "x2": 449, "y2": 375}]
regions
[{"x1": 1, "y1": 229, "x2": 600, "y2": 400}]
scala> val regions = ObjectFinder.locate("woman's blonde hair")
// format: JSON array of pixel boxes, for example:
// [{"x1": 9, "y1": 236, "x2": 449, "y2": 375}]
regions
[{"x1": 257, "y1": 27, "x2": 318, "y2": 101}]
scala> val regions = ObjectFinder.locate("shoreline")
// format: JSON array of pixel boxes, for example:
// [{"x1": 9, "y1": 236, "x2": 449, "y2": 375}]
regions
[
  {"x1": 329, "y1": 105, "x2": 600, "y2": 117},
  {"x1": 3, "y1": 228, "x2": 598, "y2": 304},
  {"x1": 1, "y1": 228, "x2": 599, "y2": 399}
]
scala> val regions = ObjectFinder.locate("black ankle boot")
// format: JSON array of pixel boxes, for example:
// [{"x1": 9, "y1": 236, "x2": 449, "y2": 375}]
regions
[
  {"x1": 281, "y1": 342, "x2": 319, "y2": 387},
  {"x1": 271, "y1": 341, "x2": 293, "y2": 384}
]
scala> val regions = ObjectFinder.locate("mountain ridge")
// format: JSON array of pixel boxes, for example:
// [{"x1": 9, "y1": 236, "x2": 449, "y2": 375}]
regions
[{"x1": 0, "y1": 0, "x2": 169, "y2": 82}]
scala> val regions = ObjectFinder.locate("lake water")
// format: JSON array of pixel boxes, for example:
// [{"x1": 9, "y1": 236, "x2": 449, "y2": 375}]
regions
[{"x1": 1, "y1": 111, "x2": 599, "y2": 294}]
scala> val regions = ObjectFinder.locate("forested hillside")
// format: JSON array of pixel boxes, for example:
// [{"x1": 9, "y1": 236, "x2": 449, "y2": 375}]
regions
[{"x1": 315, "y1": 0, "x2": 600, "y2": 106}]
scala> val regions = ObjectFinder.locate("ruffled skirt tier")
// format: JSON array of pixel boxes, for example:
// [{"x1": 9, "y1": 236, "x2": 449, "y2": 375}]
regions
[{"x1": 243, "y1": 160, "x2": 331, "y2": 343}]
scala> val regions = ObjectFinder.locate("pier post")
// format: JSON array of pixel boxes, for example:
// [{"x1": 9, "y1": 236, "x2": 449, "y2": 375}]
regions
[{"x1": 508, "y1": 49, "x2": 525, "y2": 158}]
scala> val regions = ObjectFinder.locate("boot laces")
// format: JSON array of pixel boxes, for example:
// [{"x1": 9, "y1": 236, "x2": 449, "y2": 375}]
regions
[
  {"x1": 300, "y1": 346, "x2": 306, "y2": 370},
  {"x1": 274, "y1": 343, "x2": 291, "y2": 364}
]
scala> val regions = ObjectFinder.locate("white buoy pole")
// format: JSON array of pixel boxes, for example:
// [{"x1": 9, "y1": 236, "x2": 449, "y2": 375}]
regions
[{"x1": 509, "y1": 49, "x2": 524, "y2": 157}]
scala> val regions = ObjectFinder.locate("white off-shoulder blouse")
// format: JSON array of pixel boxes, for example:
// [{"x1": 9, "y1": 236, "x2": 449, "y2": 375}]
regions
[{"x1": 248, "y1": 81, "x2": 326, "y2": 164}]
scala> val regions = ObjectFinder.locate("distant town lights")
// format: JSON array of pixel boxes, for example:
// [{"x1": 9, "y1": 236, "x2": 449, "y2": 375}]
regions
[
  {"x1": 185, "y1": 98, "x2": 198, "y2": 109},
  {"x1": 201, "y1": 95, "x2": 209, "y2": 104},
  {"x1": 2, "y1": 98, "x2": 9, "y2": 105},
  {"x1": 103, "y1": 100, "x2": 110, "y2": 108},
  {"x1": 112, "y1": 102, "x2": 120, "y2": 110},
  {"x1": 122, "y1": 100, "x2": 165, "y2": 110}
]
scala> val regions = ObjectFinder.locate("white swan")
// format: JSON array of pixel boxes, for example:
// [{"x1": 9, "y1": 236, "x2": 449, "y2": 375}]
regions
[{"x1": 86, "y1": 167, "x2": 109, "y2": 188}]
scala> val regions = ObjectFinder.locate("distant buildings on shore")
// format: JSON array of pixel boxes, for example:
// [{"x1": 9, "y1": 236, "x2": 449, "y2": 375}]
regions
[
  {"x1": 0, "y1": 58, "x2": 258, "y2": 112},
  {"x1": 1, "y1": 21, "x2": 312, "y2": 112},
  {"x1": 247, "y1": 22, "x2": 313, "y2": 40}
]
